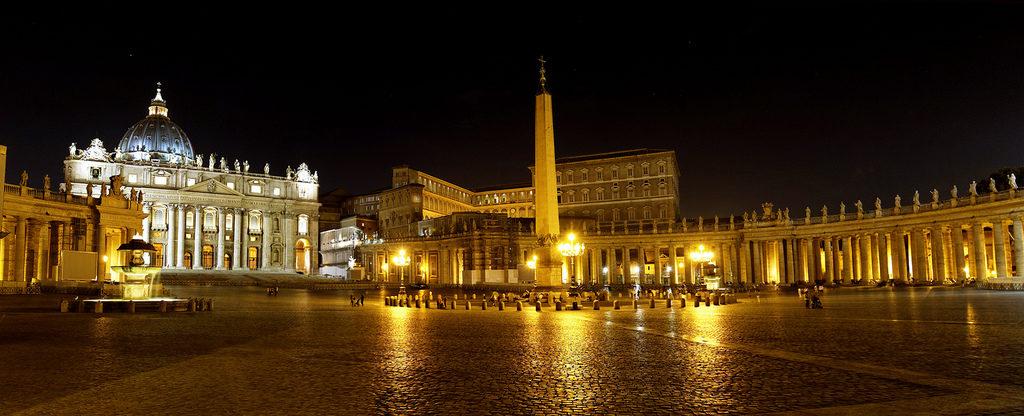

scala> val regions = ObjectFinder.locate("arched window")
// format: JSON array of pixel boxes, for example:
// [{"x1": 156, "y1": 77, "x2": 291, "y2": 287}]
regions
[
  {"x1": 226, "y1": 213, "x2": 233, "y2": 231},
  {"x1": 298, "y1": 214, "x2": 309, "y2": 235},
  {"x1": 566, "y1": 191, "x2": 575, "y2": 203},
  {"x1": 612, "y1": 209, "x2": 620, "y2": 221},
  {"x1": 658, "y1": 161, "x2": 666, "y2": 175},
  {"x1": 626, "y1": 165, "x2": 634, "y2": 178},
  {"x1": 186, "y1": 212, "x2": 194, "y2": 228},
  {"x1": 643, "y1": 185, "x2": 650, "y2": 197},
  {"x1": 224, "y1": 253, "x2": 232, "y2": 269},
  {"x1": 566, "y1": 170, "x2": 574, "y2": 184},
  {"x1": 611, "y1": 166, "x2": 618, "y2": 179},
  {"x1": 183, "y1": 252, "x2": 193, "y2": 269},
  {"x1": 643, "y1": 206, "x2": 651, "y2": 219},
  {"x1": 627, "y1": 187, "x2": 635, "y2": 198},
  {"x1": 204, "y1": 211, "x2": 216, "y2": 229},
  {"x1": 597, "y1": 209, "x2": 605, "y2": 221},
  {"x1": 202, "y1": 245, "x2": 214, "y2": 269},
  {"x1": 153, "y1": 207, "x2": 166, "y2": 227},
  {"x1": 596, "y1": 189, "x2": 604, "y2": 200},
  {"x1": 249, "y1": 212, "x2": 262, "y2": 231},
  {"x1": 249, "y1": 247, "x2": 260, "y2": 269},
  {"x1": 581, "y1": 189, "x2": 590, "y2": 202},
  {"x1": 660, "y1": 205, "x2": 667, "y2": 219},
  {"x1": 641, "y1": 163, "x2": 650, "y2": 176},
  {"x1": 628, "y1": 208, "x2": 636, "y2": 220}
]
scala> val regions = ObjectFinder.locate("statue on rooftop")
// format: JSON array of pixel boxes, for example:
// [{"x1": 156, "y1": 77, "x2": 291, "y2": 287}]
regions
[
  {"x1": 913, "y1": 190, "x2": 920, "y2": 207},
  {"x1": 875, "y1": 197, "x2": 882, "y2": 212},
  {"x1": 931, "y1": 189, "x2": 939, "y2": 203},
  {"x1": 969, "y1": 181, "x2": 978, "y2": 196},
  {"x1": 951, "y1": 185, "x2": 958, "y2": 199},
  {"x1": 1010, "y1": 173, "x2": 1018, "y2": 190},
  {"x1": 989, "y1": 177, "x2": 998, "y2": 193},
  {"x1": 19, "y1": 171, "x2": 27, "y2": 187},
  {"x1": 43, "y1": 174, "x2": 50, "y2": 191},
  {"x1": 209, "y1": 154, "x2": 216, "y2": 170},
  {"x1": 855, "y1": 200, "x2": 863, "y2": 214},
  {"x1": 264, "y1": 163, "x2": 270, "y2": 175}
]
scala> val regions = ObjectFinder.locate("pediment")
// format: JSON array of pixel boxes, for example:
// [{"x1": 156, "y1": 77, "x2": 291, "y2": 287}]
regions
[{"x1": 181, "y1": 179, "x2": 244, "y2": 196}]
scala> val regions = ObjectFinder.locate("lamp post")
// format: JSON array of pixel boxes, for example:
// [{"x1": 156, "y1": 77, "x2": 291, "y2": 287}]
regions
[
  {"x1": 392, "y1": 249, "x2": 410, "y2": 296},
  {"x1": 689, "y1": 245, "x2": 715, "y2": 286},
  {"x1": 558, "y1": 233, "x2": 585, "y2": 287}
]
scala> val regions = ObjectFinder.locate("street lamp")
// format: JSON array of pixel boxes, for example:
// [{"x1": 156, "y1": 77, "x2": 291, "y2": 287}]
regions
[
  {"x1": 689, "y1": 245, "x2": 716, "y2": 289},
  {"x1": 558, "y1": 233, "x2": 585, "y2": 287},
  {"x1": 392, "y1": 249, "x2": 410, "y2": 296}
]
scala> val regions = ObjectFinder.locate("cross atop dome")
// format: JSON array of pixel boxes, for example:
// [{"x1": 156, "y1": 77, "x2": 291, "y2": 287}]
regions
[{"x1": 148, "y1": 82, "x2": 168, "y2": 118}]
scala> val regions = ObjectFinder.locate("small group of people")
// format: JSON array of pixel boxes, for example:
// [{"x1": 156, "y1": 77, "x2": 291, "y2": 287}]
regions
[
  {"x1": 800, "y1": 286, "x2": 823, "y2": 309},
  {"x1": 350, "y1": 294, "x2": 365, "y2": 306},
  {"x1": 266, "y1": 286, "x2": 279, "y2": 296}
]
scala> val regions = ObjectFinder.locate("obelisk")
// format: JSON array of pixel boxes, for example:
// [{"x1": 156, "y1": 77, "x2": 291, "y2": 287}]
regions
[{"x1": 533, "y1": 56, "x2": 565, "y2": 290}]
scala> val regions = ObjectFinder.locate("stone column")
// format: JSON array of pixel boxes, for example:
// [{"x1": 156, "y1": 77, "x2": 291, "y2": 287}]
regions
[
  {"x1": 623, "y1": 247, "x2": 632, "y2": 284},
  {"x1": 94, "y1": 225, "x2": 108, "y2": 280},
  {"x1": 993, "y1": 220, "x2": 1008, "y2": 278},
  {"x1": 859, "y1": 234, "x2": 872, "y2": 284},
  {"x1": 215, "y1": 208, "x2": 226, "y2": 270},
  {"x1": 609, "y1": 247, "x2": 619, "y2": 285},
  {"x1": 669, "y1": 245, "x2": 678, "y2": 285},
  {"x1": 590, "y1": 247, "x2": 600, "y2": 284},
  {"x1": 972, "y1": 222, "x2": 988, "y2": 280},
  {"x1": 1013, "y1": 219, "x2": 1024, "y2": 277},
  {"x1": 176, "y1": 205, "x2": 185, "y2": 269},
  {"x1": 931, "y1": 227, "x2": 947, "y2": 284},
  {"x1": 284, "y1": 213, "x2": 295, "y2": 271},
  {"x1": 951, "y1": 225, "x2": 966, "y2": 282},
  {"x1": 841, "y1": 236, "x2": 853, "y2": 284},
  {"x1": 911, "y1": 229, "x2": 926, "y2": 282},
  {"x1": 233, "y1": 208, "x2": 242, "y2": 270},
  {"x1": 823, "y1": 237, "x2": 835, "y2": 284},
  {"x1": 875, "y1": 232, "x2": 890, "y2": 282},
  {"x1": 141, "y1": 204, "x2": 151, "y2": 242},
  {"x1": 261, "y1": 214, "x2": 271, "y2": 270},
  {"x1": 871, "y1": 233, "x2": 882, "y2": 282},
  {"x1": 740, "y1": 241, "x2": 751, "y2": 284},
  {"x1": 785, "y1": 239, "x2": 797, "y2": 284},
  {"x1": 654, "y1": 246, "x2": 663, "y2": 285},
  {"x1": 194, "y1": 205, "x2": 202, "y2": 269},
  {"x1": 752, "y1": 241, "x2": 763, "y2": 284},
  {"x1": 166, "y1": 204, "x2": 176, "y2": 268},
  {"x1": 14, "y1": 217, "x2": 27, "y2": 282},
  {"x1": 895, "y1": 231, "x2": 908, "y2": 283}
]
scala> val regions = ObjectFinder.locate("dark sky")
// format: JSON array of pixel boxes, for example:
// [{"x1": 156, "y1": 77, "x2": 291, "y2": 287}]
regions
[{"x1": 3, "y1": 4, "x2": 1024, "y2": 218}]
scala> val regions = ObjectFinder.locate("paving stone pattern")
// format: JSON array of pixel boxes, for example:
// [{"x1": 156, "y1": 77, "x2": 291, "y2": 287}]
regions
[{"x1": 1, "y1": 287, "x2": 1023, "y2": 415}]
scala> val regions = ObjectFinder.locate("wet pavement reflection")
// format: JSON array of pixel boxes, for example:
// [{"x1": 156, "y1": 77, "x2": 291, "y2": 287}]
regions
[{"x1": 2, "y1": 287, "x2": 1024, "y2": 414}]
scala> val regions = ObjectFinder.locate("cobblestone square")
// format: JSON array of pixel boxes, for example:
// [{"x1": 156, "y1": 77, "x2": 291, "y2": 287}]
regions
[{"x1": 2, "y1": 287, "x2": 1024, "y2": 415}]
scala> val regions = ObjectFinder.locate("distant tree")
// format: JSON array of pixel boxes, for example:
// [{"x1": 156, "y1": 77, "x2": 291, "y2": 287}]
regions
[{"x1": 978, "y1": 166, "x2": 1024, "y2": 193}]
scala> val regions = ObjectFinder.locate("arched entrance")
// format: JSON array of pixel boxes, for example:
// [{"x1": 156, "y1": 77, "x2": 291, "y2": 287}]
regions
[
  {"x1": 202, "y1": 245, "x2": 214, "y2": 269},
  {"x1": 295, "y1": 239, "x2": 310, "y2": 274},
  {"x1": 183, "y1": 251, "x2": 193, "y2": 269}
]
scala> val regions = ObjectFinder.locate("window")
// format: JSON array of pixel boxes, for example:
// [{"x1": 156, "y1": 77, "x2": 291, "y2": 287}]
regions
[
  {"x1": 582, "y1": 171, "x2": 588, "y2": 182},
  {"x1": 660, "y1": 205, "x2": 667, "y2": 219},
  {"x1": 251, "y1": 184, "x2": 262, "y2": 193},
  {"x1": 596, "y1": 170, "x2": 603, "y2": 181},
  {"x1": 205, "y1": 211, "x2": 216, "y2": 229},
  {"x1": 154, "y1": 176, "x2": 167, "y2": 185},
  {"x1": 627, "y1": 187, "x2": 635, "y2": 198},
  {"x1": 187, "y1": 178, "x2": 196, "y2": 186},
  {"x1": 566, "y1": 192, "x2": 575, "y2": 203},
  {"x1": 627, "y1": 166, "x2": 634, "y2": 178},
  {"x1": 643, "y1": 186, "x2": 650, "y2": 197},
  {"x1": 153, "y1": 243, "x2": 164, "y2": 266},
  {"x1": 597, "y1": 209, "x2": 605, "y2": 221},
  {"x1": 224, "y1": 253, "x2": 232, "y2": 269},
  {"x1": 628, "y1": 208, "x2": 636, "y2": 220},
  {"x1": 643, "y1": 207, "x2": 651, "y2": 219},
  {"x1": 642, "y1": 165, "x2": 649, "y2": 176},
  {"x1": 658, "y1": 163, "x2": 666, "y2": 174},
  {"x1": 183, "y1": 252, "x2": 192, "y2": 269},
  {"x1": 613, "y1": 209, "x2": 620, "y2": 221},
  {"x1": 567, "y1": 171, "x2": 574, "y2": 184},
  {"x1": 128, "y1": 174, "x2": 137, "y2": 183},
  {"x1": 298, "y1": 214, "x2": 309, "y2": 235},
  {"x1": 556, "y1": 172, "x2": 562, "y2": 185},
  {"x1": 186, "y1": 212, "x2": 194, "y2": 228},
  {"x1": 273, "y1": 188, "x2": 281, "y2": 196},
  {"x1": 249, "y1": 212, "x2": 261, "y2": 231},
  {"x1": 581, "y1": 190, "x2": 590, "y2": 202},
  {"x1": 596, "y1": 189, "x2": 604, "y2": 200},
  {"x1": 226, "y1": 214, "x2": 233, "y2": 231},
  {"x1": 226, "y1": 182, "x2": 234, "y2": 190},
  {"x1": 153, "y1": 208, "x2": 166, "y2": 226},
  {"x1": 611, "y1": 168, "x2": 618, "y2": 179}
]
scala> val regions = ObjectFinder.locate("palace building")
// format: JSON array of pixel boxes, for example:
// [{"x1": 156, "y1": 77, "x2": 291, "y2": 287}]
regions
[
  {"x1": 320, "y1": 64, "x2": 1024, "y2": 291},
  {"x1": 63, "y1": 86, "x2": 321, "y2": 275}
]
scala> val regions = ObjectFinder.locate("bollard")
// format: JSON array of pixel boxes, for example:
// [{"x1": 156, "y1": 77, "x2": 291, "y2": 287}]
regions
[
  {"x1": 695, "y1": 296, "x2": 700, "y2": 307},
  {"x1": 613, "y1": 300, "x2": 620, "y2": 310},
  {"x1": 481, "y1": 301, "x2": 487, "y2": 310},
  {"x1": 465, "y1": 301, "x2": 471, "y2": 310},
  {"x1": 498, "y1": 301, "x2": 505, "y2": 311},
  {"x1": 705, "y1": 296, "x2": 711, "y2": 307},
  {"x1": 632, "y1": 299, "x2": 638, "y2": 310},
  {"x1": 127, "y1": 301, "x2": 136, "y2": 313},
  {"x1": 713, "y1": 294, "x2": 719, "y2": 306},
  {"x1": 415, "y1": 299, "x2": 421, "y2": 308},
  {"x1": 680, "y1": 298, "x2": 686, "y2": 308},
  {"x1": 593, "y1": 301, "x2": 600, "y2": 310},
  {"x1": 516, "y1": 301, "x2": 523, "y2": 311},
  {"x1": 666, "y1": 298, "x2": 672, "y2": 308},
  {"x1": 535, "y1": 302, "x2": 542, "y2": 312},
  {"x1": 58, "y1": 299, "x2": 69, "y2": 313},
  {"x1": 159, "y1": 301, "x2": 167, "y2": 313},
  {"x1": 76, "y1": 300, "x2": 85, "y2": 313},
  {"x1": 208, "y1": 299, "x2": 215, "y2": 311},
  {"x1": 425, "y1": 297, "x2": 431, "y2": 308},
  {"x1": 94, "y1": 301, "x2": 104, "y2": 314},
  {"x1": 555, "y1": 301, "x2": 563, "y2": 311},
  {"x1": 188, "y1": 299, "x2": 196, "y2": 312},
  {"x1": 472, "y1": 294, "x2": 476, "y2": 300},
  {"x1": 649, "y1": 298, "x2": 656, "y2": 308},
  {"x1": 406, "y1": 298, "x2": 412, "y2": 308}
]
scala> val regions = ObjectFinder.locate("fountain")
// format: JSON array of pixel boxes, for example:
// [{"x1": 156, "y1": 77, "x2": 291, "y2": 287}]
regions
[
  {"x1": 109, "y1": 235, "x2": 163, "y2": 300},
  {"x1": 66, "y1": 235, "x2": 206, "y2": 313}
]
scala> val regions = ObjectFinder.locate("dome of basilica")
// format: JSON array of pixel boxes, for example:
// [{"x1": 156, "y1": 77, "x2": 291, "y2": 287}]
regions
[{"x1": 115, "y1": 85, "x2": 195, "y2": 163}]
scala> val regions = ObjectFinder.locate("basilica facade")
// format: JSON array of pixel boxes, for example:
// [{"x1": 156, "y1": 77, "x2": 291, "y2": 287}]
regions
[{"x1": 63, "y1": 87, "x2": 321, "y2": 275}]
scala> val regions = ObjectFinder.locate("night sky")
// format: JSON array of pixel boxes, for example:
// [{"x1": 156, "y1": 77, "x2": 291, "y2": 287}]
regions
[{"x1": 3, "y1": 4, "x2": 1024, "y2": 218}]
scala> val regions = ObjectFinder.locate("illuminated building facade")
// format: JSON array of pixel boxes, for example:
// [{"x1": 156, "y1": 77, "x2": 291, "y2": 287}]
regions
[{"x1": 63, "y1": 86, "x2": 321, "y2": 275}]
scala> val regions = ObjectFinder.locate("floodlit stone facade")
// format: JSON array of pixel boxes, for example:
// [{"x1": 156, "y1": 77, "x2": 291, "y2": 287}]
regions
[{"x1": 63, "y1": 87, "x2": 320, "y2": 274}]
